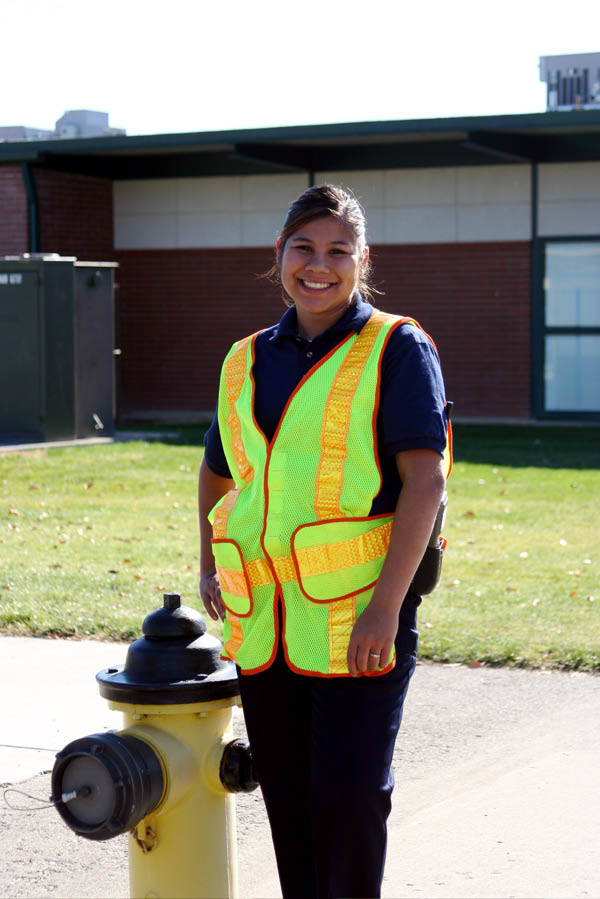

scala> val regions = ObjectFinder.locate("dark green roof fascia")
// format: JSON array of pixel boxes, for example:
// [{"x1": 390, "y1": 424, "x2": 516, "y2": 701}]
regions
[{"x1": 3, "y1": 109, "x2": 600, "y2": 163}]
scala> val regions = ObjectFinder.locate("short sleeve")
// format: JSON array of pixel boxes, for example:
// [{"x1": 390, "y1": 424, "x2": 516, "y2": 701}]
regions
[
  {"x1": 203, "y1": 409, "x2": 233, "y2": 478},
  {"x1": 379, "y1": 323, "x2": 448, "y2": 457}
]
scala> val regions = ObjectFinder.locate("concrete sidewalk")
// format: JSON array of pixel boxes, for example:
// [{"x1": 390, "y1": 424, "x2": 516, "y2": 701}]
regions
[{"x1": 1, "y1": 635, "x2": 599, "y2": 899}]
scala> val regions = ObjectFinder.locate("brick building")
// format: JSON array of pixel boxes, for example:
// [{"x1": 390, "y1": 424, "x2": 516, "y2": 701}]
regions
[{"x1": 1, "y1": 110, "x2": 600, "y2": 423}]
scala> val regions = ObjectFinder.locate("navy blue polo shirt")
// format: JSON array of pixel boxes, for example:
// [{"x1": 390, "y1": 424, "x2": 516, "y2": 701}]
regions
[{"x1": 204, "y1": 295, "x2": 448, "y2": 517}]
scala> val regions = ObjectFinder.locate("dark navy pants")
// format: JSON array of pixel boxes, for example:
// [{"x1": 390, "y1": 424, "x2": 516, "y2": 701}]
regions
[{"x1": 237, "y1": 634, "x2": 416, "y2": 899}]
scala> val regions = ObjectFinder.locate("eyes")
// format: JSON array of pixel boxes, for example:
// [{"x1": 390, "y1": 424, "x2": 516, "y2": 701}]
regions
[{"x1": 290, "y1": 244, "x2": 350, "y2": 256}]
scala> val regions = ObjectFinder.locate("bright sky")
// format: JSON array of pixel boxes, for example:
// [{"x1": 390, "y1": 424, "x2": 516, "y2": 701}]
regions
[{"x1": 2, "y1": 0, "x2": 599, "y2": 137}]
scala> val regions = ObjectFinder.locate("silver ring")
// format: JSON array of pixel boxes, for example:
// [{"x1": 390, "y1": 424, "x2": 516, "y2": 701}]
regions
[{"x1": 369, "y1": 651, "x2": 381, "y2": 658}]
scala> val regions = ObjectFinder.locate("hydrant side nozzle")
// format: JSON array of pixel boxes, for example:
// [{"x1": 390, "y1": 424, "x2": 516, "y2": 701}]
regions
[
  {"x1": 220, "y1": 739, "x2": 259, "y2": 794},
  {"x1": 51, "y1": 732, "x2": 164, "y2": 841}
]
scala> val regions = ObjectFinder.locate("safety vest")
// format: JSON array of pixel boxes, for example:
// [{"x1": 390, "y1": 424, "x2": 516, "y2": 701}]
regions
[{"x1": 209, "y1": 309, "x2": 452, "y2": 677}]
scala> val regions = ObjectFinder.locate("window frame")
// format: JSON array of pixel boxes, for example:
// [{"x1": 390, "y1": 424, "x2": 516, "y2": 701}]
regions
[{"x1": 532, "y1": 235, "x2": 600, "y2": 421}]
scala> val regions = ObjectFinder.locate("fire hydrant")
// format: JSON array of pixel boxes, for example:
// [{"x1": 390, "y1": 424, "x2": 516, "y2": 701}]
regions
[{"x1": 51, "y1": 593, "x2": 257, "y2": 899}]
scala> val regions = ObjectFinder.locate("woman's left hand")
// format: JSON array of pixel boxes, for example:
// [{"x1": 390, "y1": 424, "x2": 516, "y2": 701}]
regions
[{"x1": 346, "y1": 602, "x2": 398, "y2": 677}]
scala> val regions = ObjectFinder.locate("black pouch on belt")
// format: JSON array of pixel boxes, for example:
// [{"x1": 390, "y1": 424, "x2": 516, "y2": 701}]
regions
[{"x1": 410, "y1": 491, "x2": 448, "y2": 596}]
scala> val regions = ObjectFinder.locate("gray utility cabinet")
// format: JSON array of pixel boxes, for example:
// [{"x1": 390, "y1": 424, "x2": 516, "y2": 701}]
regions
[{"x1": 0, "y1": 255, "x2": 118, "y2": 443}]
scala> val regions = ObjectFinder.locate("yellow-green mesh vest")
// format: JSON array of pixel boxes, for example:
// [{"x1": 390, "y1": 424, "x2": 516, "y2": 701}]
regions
[{"x1": 209, "y1": 310, "x2": 449, "y2": 676}]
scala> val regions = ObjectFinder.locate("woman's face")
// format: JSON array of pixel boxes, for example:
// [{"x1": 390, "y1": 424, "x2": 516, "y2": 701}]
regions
[{"x1": 278, "y1": 216, "x2": 368, "y2": 338}]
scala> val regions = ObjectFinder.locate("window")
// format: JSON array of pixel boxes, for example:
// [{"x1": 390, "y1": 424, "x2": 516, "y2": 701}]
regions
[{"x1": 542, "y1": 241, "x2": 600, "y2": 414}]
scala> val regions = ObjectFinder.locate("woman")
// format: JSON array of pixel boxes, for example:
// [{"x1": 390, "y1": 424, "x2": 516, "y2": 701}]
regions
[{"x1": 199, "y1": 184, "x2": 451, "y2": 899}]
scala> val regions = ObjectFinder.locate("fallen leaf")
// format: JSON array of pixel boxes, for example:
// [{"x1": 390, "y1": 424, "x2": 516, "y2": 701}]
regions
[
  {"x1": 506, "y1": 585, "x2": 517, "y2": 592},
  {"x1": 499, "y1": 489, "x2": 508, "y2": 495},
  {"x1": 133, "y1": 574, "x2": 143, "y2": 580},
  {"x1": 8, "y1": 508, "x2": 19, "y2": 516},
  {"x1": 464, "y1": 510, "x2": 476, "y2": 517},
  {"x1": 468, "y1": 661, "x2": 482, "y2": 668},
  {"x1": 570, "y1": 591, "x2": 577, "y2": 597},
  {"x1": 123, "y1": 558, "x2": 132, "y2": 564}
]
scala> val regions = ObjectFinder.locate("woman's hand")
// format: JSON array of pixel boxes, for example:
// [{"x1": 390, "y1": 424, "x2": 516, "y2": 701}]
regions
[
  {"x1": 200, "y1": 569, "x2": 226, "y2": 622},
  {"x1": 346, "y1": 601, "x2": 399, "y2": 677},
  {"x1": 346, "y1": 449, "x2": 446, "y2": 677}
]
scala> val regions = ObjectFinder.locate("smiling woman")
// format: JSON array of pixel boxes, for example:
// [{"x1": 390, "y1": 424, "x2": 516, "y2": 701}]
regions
[
  {"x1": 198, "y1": 182, "x2": 451, "y2": 898},
  {"x1": 278, "y1": 217, "x2": 368, "y2": 338}
]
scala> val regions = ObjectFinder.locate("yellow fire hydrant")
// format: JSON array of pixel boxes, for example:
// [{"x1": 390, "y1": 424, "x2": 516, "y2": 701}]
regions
[{"x1": 51, "y1": 593, "x2": 257, "y2": 899}]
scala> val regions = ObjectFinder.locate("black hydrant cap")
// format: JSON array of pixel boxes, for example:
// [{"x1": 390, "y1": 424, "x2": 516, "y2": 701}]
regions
[
  {"x1": 96, "y1": 593, "x2": 239, "y2": 704},
  {"x1": 142, "y1": 593, "x2": 207, "y2": 639}
]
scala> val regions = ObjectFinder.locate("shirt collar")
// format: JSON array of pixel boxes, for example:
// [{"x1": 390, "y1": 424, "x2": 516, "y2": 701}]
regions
[{"x1": 270, "y1": 294, "x2": 374, "y2": 343}]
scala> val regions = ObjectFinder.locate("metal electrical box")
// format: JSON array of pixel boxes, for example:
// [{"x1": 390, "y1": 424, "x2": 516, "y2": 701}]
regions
[{"x1": 0, "y1": 255, "x2": 118, "y2": 443}]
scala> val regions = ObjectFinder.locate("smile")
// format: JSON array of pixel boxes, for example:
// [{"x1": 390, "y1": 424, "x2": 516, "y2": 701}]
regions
[{"x1": 301, "y1": 280, "x2": 332, "y2": 290}]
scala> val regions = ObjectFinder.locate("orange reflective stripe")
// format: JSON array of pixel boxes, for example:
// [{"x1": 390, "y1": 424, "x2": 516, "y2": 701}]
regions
[
  {"x1": 224, "y1": 520, "x2": 392, "y2": 591},
  {"x1": 224, "y1": 615, "x2": 243, "y2": 660},
  {"x1": 242, "y1": 555, "x2": 295, "y2": 588},
  {"x1": 212, "y1": 488, "x2": 241, "y2": 539},
  {"x1": 296, "y1": 520, "x2": 392, "y2": 578},
  {"x1": 224, "y1": 336, "x2": 255, "y2": 485},
  {"x1": 272, "y1": 555, "x2": 297, "y2": 584},
  {"x1": 218, "y1": 567, "x2": 249, "y2": 598},
  {"x1": 314, "y1": 312, "x2": 412, "y2": 520},
  {"x1": 328, "y1": 598, "x2": 356, "y2": 674}
]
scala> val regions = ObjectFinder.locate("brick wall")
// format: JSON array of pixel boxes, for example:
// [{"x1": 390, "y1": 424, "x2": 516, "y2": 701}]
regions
[
  {"x1": 115, "y1": 241, "x2": 531, "y2": 420},
  {"x1": 115, "y1": 248, "x2": 282, "y2": 418},
  {"x1": 0, "y1": 166, "x2": 28, "y2": 254},
  {"x1": 371, "y1": 243, "x2": 531, "y2": 419},
  {"x1": 34, "y1": 168, "x2": 114, "y2": 260}
]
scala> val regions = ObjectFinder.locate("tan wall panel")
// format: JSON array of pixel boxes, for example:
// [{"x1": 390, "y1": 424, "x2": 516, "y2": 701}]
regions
[
  {"x1": 240, "y1": 174, "x2": 308, "y2": 211},
  {"x1": 114, "y1": 214, "x2": 177, "y2": 249},
  {"x1": 114, "y1": 165, "x2": 538, "y2": 248},
  {"x1": 538, "y1": 162, "x2": 600, "y2": 235}
]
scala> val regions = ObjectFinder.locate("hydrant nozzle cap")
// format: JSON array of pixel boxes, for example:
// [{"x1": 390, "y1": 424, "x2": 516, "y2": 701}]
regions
[
  {"x1": 164, "y1": 592, "x2": 181, "y2": 610},
  {"x1": 142, "y1": 595, "x2": 206, "y2": 639},
  {"x1": 97, "y1": 593, "x2": 239, "y2": 704}
]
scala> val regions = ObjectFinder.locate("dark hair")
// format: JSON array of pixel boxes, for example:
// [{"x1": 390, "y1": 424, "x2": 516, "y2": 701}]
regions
[{"x1": 264, "y1": 183, "x2": 377, "y2": 304}]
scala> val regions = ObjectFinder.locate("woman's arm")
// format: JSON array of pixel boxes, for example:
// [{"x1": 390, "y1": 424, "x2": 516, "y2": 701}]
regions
[
  {"x1": 198, "y1": 456, "x2": 235, "y2": 621},
  {"x1": 346, "y1": 448, "x2": 446, "y2": 677}
]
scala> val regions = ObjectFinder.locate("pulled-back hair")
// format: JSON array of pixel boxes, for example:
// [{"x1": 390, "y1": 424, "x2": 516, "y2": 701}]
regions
[{"x1": 264, "y1": 183, "x2": 377, "y2": 305}]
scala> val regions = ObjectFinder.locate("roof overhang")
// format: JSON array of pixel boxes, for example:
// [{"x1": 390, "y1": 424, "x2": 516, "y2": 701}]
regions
[{"x1": 3, "y1": 110, "x2": 600, "y2": 179}]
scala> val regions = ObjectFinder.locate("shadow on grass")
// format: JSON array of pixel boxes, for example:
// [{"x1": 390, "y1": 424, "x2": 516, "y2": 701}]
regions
[
  {"x1": 452, "y1": 424, "x2": 600, "y2": 470},
  {"x1": 116, "y1": 424, "x2": 209, "y2": 447},
  {"x1": 116, "y1": 422, "x2": 600, "y2": 470}
]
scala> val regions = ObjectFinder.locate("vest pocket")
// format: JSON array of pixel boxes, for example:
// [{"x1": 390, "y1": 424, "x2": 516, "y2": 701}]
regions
[
  {"x1": 291, "y1": 515, "x2": 394, "y2": 603},
  {"x1": 211, "y1": 538, "x2": 253, "y2": 617}
]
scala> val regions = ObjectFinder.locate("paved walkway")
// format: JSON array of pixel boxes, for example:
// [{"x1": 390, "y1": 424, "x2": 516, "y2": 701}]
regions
[{"x1": 1, "y1": 636, "x2": 599, "y2": 898}]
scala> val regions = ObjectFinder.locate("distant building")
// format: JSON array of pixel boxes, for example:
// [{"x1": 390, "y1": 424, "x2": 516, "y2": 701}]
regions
[
  {"x1": 0, "y1": 125, "x2": 53, "y2": 141},
  {"x1": 539, "y1": 52, "x2": 600, "y2": 111},
  {"x1": 0, "y1": 109, "x2": 125, "y2": 142},
  {"x1": 54, "y1": 110, "x2": 125, "y2": 139}
]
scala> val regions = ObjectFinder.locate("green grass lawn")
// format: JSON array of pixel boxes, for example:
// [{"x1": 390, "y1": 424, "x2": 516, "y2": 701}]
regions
[{"x1": 1, "y1": 425, "x2": 599, "y2": 670}]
